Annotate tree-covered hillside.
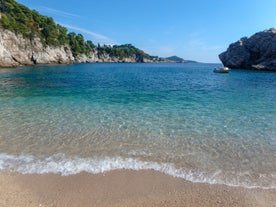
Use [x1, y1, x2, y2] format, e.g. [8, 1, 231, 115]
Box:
[0, 0, 69, 46]
[0, 0, 154, 61]
[165, 56, 184, 62]
[98, 44, 151, 61]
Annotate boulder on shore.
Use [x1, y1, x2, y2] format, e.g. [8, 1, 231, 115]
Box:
[219, 28, 276, 70]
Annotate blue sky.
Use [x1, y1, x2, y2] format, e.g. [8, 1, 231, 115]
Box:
[17, 0, 276, 63]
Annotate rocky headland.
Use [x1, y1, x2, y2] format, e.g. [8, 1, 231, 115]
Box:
[219, 28, 276, 70]
[0, 28, 74, 67]
[0, 28, 162, 68]
[0, 0, 169, 68]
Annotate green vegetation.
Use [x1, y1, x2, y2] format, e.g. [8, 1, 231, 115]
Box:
[67, 32, 95, 56]
[165, 56, 197, 63]
[0, 0, 96, 55]
[0, 0, 153, 60]
[165, 56, 185, 62]
[98, 44, 151, 62]
[0, 0, 67, 46]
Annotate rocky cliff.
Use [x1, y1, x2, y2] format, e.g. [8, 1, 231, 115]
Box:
[74, 51, 155, 63]
[0, 28, 75, 67]
[0, 28, 159, 68]
[0, 0, 171, 68]
[219, 28, 276, 70]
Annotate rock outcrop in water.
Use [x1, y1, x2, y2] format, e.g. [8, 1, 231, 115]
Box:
[219, 28, 276, 70]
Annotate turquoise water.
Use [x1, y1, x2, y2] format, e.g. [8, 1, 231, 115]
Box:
[0, 63, 275, 188]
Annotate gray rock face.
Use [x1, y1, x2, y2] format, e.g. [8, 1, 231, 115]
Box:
[0, 29, 74, 67]
[219, 28, 276, 70]
[74, 51, 152, 63]
[0, 28, 157, 68]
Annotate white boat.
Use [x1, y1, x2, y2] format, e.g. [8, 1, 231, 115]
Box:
[213, 66, 230, 73]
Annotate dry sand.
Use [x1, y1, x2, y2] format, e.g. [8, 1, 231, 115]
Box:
[0, 170, 275, 207]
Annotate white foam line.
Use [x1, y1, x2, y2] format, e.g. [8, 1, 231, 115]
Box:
[0, 153, 275, 189]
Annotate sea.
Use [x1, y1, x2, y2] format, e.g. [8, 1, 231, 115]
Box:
[0, 63, 275, 189]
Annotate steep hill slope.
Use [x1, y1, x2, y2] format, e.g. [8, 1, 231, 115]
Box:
[0, 0, 160, 67]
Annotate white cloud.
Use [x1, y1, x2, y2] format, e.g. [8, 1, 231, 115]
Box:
[36, 6, 81, 18]
[59, 23, 117, 45]
[32, 6, 116, 45]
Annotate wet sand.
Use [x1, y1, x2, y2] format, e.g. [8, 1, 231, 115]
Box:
[0, 170, 275, 207]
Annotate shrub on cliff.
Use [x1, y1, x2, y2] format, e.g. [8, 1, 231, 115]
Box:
[98, 44, 151, 61]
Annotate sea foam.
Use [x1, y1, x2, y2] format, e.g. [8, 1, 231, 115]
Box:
[0, 153, 275, 189]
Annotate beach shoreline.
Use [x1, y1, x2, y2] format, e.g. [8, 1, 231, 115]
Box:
[0, 170, 275, 207]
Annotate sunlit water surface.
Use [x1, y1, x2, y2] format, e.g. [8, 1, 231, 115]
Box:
[0, 63, 275, 188]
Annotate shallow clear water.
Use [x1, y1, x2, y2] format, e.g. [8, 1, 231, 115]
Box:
[0, 63, 275, 188]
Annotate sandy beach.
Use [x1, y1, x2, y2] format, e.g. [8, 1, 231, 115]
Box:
[0, 170, 275, 207]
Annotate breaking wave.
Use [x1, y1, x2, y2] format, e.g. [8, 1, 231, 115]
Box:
[0, 153, 275, 189]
